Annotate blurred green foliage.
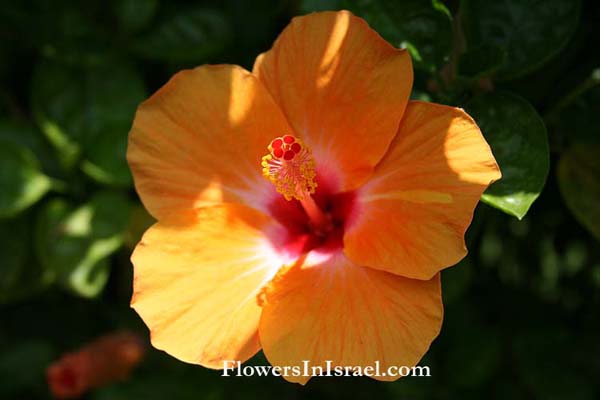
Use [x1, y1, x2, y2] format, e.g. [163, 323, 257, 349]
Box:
[0, 0, 599, 399]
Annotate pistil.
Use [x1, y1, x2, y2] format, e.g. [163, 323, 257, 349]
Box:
[262, 134, 331, 232]
[299, 193, 332, 234]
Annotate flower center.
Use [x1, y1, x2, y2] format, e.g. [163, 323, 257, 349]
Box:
[262, 135, 331, 233]
[266, 178, 356, 258]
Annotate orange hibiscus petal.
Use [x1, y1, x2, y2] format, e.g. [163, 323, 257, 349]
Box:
[253, 11, 413, 191]
[345, 101, 501, 280]
[127, 64, 293, 220]
[131, 204, 284, 368]
[259, 253, 442, 384]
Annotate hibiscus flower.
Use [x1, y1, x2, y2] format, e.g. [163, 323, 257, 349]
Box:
[127, 10, 500, 384]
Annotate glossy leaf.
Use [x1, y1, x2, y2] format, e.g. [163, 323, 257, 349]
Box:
[342, 0, 453, 72]
[132, 8, 232, 62]
[34, 192, 133, 298]
[457, 44, 507, 79]
[466, 92, 549, 219]
[31, 58, 145, 186]
[0, 140, 52, 218]
[461, 0, 581, 80]
[558, 145, 600, 242]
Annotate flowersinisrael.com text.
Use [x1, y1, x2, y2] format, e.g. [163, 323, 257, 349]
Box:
[222, 361, 431, 378]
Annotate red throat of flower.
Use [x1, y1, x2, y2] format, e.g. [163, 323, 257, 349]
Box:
[262, 135, 332, 234]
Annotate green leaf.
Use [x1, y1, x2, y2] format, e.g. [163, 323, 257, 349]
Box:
[342, 0, 453, 72]
[113, 0, 159, 32]
[457, 44, 507, 79]
[79, 124, 134, 186]
[31, 58, 145, 186]
[0, 140, 52, 218]
[558, 145, 600, 242]
[0, 215, 53, 304]
[34, 192, 133, 298]
[461, 0, 581, 80]
[0, 120, 61, 176]
[465, 92, 549, 219]
[132, 8, 232, 62]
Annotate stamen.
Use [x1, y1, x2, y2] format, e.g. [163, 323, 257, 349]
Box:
[262, 135, 331, 232]
[261, 135, 317, 201]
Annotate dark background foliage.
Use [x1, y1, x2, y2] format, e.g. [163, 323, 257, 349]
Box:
[1, 0, 599, 399]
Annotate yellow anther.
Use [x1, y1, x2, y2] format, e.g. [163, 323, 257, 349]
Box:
[261, 135, 317, 201]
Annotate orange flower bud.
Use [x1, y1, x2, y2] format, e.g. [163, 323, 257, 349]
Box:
[47, 331, 145, 399]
